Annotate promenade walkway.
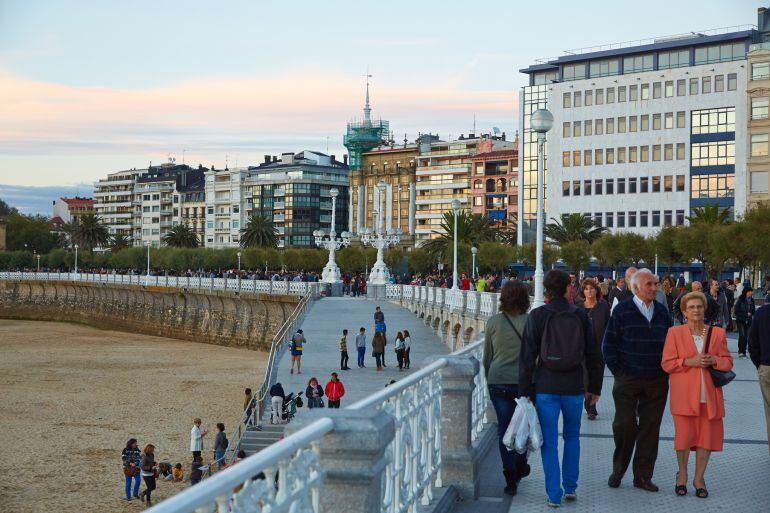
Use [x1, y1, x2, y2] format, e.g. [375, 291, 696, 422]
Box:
[452, 333, 770, 513]
[272, 296, 450, 408]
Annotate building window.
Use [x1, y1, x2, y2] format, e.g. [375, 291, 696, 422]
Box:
[694, 43, 745, 65]
[595, 148, 603, 165]
[653, 113, 661, 130]
[563, 93, 571, 108]
[606, 148, 614, 164]
[617, 211, 626, 228]
[629, 177, 637, 194]
[595, 179, 603, 195]
[562, 151, 571, 167]
[584, 120, 593, 136]
[676, 175, 686, 192]
[630, 85, 638, 101]
[584, 181, 592, 195]
[676, 143, 686, 160]
[677, 79, 686, 96]
[641, 146, 649, 162]
[676, 210, 685, 226]
[618, 117, 626, 133]
[618, 86, 627, 102]
[629, 146, 638, 163]
[563, 122, 571, 137]
[652, 176, 661, 193]
[562, 181, 570, 196]
[641, 83, 650, 100]
[606, 179, 614, 195]
[623, 54, 654, 73]
[607, 87, 615, 103]
[574, 91, 582, 107]
[752, 97, 769, 120]
[584, 149, 593, 166]
[691, 107, 736, 133]
[563, 63, 586, 81]
[589, 59, 620, 77]
[606, 117, 615, 133]
[617, 178, 626, 194]
[702, 76, 711, 94]
[691, 141, 736, 166]
[690, 77, 698, 95]
[714, 75, 724, 92]
[573, 151, 581, 166]
[659, 49, 689, 69]
[751, 134, 769, 157]
[630, 116, 638, 132]
[664, 112, 674, 129]
[617, 147, 626, 164]
[593, 213, 602, 226]
[606, 212, 614, 227]
[727, 73, 737, 91]
[596, 88, 604, 104]
[664, 175, 673, 192]
[596, 118, 604, 135]
[653, 144, 661, 161]
[641, 115, 649, 131]
[572, 121, 581, 137]
[573, 180, 581, 196]
[751, 171, 769, 193]
[585, 90, 593, 106]
[664, 210, 673, 227]
[629, 211, 637, 227]
[652, 211, 661, 227]
[753, 62, 770, 80]
[653, 82, 661, 99]
[640, 211, 649, 227]
[691, 174, 735, 199]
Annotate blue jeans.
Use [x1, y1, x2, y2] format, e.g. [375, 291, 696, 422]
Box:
[536, 393, 584, 504]
[488, 385, 529, 477]
[215, 449, 225, 470]
[124, 472, 141, 499]
[357, 346, 366, 366]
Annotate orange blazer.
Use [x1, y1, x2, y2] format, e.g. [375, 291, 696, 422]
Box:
[661, 325, 733, 419]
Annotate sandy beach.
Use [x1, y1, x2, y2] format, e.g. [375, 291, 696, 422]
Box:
[0, 319, 266, 513]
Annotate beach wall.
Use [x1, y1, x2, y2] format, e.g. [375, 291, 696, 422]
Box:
[0, 280, 298, 351]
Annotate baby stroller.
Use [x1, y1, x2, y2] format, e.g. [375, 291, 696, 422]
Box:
[282, 391, 303, 423]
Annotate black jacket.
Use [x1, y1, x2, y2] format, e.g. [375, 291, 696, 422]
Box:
[734, 296, 755, 323]
[269, 383, 285, 398]
[749, 304, 770, 368]
[607, 286, 630, 307]
[519, 297, 604, 398]
[672, 290, 719, 324]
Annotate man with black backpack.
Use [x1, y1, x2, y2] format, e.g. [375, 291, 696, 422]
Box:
[519, 270, 604, 508]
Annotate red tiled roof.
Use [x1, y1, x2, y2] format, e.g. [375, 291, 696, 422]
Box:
[472, 149, 518, 160]
[62, 197, 95, 206]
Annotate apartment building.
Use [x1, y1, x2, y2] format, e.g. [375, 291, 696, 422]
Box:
[748, 40, 770, 207]
[469, 141, 518, 230]
[52, 197, 95, 225]
[203, 167, 249, 248]
[519, 8, 770, 241]
[94, 169, 141, 239]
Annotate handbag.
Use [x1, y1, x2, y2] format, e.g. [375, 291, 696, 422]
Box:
[123, 465, 137, 477]
[703, 327, 736, 388]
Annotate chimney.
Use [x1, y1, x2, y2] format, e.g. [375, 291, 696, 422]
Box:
[343, 154, 349, 165]
[330, 154, 336, 163]
[272, 156, 278, 162]
[281, 152, 295, 164]
[502, 131, 507, 141]
[264, 154, 271, 164]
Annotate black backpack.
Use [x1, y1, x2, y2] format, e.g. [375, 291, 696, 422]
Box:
[540, 306, 585, 371]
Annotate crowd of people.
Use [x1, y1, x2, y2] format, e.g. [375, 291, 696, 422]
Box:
[484, 268, 770, 508]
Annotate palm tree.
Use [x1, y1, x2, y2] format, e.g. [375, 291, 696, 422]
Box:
[687, 204, 731, 225]
[545, 213, 607, 245]
[71, 213, 109, 252]
[109, 233, 132, 252]
[162, 224, 199, 248]
[420, 210, 496, 258]
[240, 214, 278, 248]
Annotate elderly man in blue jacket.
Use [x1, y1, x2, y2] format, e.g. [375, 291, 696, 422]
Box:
[602, 268, 671, 493]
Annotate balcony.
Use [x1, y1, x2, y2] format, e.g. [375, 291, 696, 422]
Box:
[319, 215, 332, 224]
[160, 220, 173, 228]
[215, 211, 231, 217]
[274, 214, 285, 222]
[274, 189, 285, 196]
[320, 201, 332, 210]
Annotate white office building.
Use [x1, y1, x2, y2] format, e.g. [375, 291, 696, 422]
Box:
[94, 169, 141, 239]
[203, 167, 249, 248]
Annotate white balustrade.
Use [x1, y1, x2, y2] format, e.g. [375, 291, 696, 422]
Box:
[454, 340, 489, 443]
[385, 284, 401, 299]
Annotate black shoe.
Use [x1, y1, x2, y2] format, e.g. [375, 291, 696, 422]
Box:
[608, 474, 622, 488]
[633, 477, 659, 492]
[502, 470, 518, 496]
[519, 463, 531, 480]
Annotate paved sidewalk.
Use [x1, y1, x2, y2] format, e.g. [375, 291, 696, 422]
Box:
[272, 296, 450, 409]
[453, 333, 770, 513]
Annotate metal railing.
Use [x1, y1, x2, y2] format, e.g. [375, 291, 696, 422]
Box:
[454, 340, 488, 443]
[0, 271, 321, 298]
[384, 284, 500, 319]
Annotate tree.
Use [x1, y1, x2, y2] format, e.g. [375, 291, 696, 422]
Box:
[477, 242, 512, 274]
[162, 225, 199, 248]
[545, 213, 607, 244]
[406, 248, 433, 275]
[617, 233, 655, 267]
[384, 248, 405, 273]
[654, 226, 685, 266]
[337, 247, 365, 274]
[420, 210, 496, 259]
[560, 240, 592, 273]
[109, 233, 132, 252]
[0, 197, 18, 216]
[591, 235, 624, 270]
[518, 242, 560, 268]
[70, 213, 109, 253]
[240, 215, 278, 248]
[673, 225, 714, 278]
[687, 204, 731, 226]
[5, 213, 60, 253]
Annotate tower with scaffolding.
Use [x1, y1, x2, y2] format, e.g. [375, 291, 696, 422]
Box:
[344, 74, 390, 171]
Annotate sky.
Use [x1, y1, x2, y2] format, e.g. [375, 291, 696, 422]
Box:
[0, 0, 759, 214]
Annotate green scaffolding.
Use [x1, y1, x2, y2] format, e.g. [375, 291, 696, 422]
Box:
[344, 118, 390, 171]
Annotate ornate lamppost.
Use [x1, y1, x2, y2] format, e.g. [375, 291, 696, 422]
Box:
[360, 181, 400, 285]
[531, 108, 554, 308]
[314, 188, 351, 283]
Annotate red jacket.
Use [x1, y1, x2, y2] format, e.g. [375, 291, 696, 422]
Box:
[325, 380, 345, 402]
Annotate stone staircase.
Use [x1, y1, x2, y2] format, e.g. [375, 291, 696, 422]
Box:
[239, 424, 285, 456]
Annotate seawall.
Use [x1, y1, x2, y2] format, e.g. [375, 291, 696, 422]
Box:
[0, 280, 298, 351]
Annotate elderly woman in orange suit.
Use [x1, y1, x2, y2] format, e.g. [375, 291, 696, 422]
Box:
[661, 291, 733, 499]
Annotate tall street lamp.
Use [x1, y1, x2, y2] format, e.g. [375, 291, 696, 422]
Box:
[531, 108, 554, 308]
[451, 199, 461, 290]
[237, 251, 242, 273]
[145, 241, 151, 286]
[361, 181, 400, 285]
[471, 246, 478, 280]
[314, 188, 351, 284]
[34, 250, 40, 272]
[74, 244, 79, 278]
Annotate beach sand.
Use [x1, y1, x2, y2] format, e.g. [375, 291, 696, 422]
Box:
[0, 319, 266, 512]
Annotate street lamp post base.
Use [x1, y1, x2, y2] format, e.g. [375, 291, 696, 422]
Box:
[368, 262, 390, 286]
[321, 263, 342, 284]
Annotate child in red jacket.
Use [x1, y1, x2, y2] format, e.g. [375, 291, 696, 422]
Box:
[324, 373, 346, 408]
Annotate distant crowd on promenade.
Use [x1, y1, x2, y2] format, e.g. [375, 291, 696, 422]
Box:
[483, 267, 770, 508]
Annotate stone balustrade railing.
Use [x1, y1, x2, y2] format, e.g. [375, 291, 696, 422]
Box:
[385, 284, 501, 319]
[145, 339, 493, 513]
[0, 271, 321, 297]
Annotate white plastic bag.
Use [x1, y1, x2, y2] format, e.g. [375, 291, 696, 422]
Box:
[514, 397, 532, 454]
[502, 400, 526, 450]
[525, 399, 543, 452]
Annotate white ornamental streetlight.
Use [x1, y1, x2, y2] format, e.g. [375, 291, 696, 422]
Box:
[361, 181, 400, 285]
[531, 108, 553, 308]
[471, 245, 478, 280]
[451, 198, 461, 290]
[74, 244, 79, 278]
[145, 241, 151, 286]
[237, 251, 242, 273]
[35, 250, 40, 273]
[315, 188, 351, 283]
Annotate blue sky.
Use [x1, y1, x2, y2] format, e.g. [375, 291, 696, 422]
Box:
[0, 0, 759, 213]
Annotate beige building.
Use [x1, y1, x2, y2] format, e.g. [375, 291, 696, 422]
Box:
[94, 169, 141, 239]
[748, 43, 770, 207]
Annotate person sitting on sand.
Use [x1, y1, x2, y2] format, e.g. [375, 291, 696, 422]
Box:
[190, 455, 206, 486]
[173, 463, 184, 482]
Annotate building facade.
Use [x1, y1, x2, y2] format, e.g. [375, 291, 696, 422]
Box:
[469, 145, 518, 230]
[176, 178, 206, 245]
[748, 41, 770, 207]
[415, 135, 513, 244]
[245, 151, 349, 248]
[204, 167, 249, 248]
[52, 197, 95, 225]
[94, 169, 141, 239]
[519, 11, 770, 240]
